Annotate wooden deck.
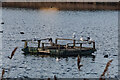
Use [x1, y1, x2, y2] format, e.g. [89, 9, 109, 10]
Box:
[22, 38, 96, 57]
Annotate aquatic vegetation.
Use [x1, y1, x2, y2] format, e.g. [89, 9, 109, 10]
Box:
[1, 69, 5, 80]
[8, 47, 18, 59]
[77, 55, 83, 70]
[99, 59, 113, 80]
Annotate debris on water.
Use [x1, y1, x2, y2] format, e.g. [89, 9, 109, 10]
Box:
[0, 31, 3, 33]
[26, 67, 31, 71]
[104, 55, 108, 58]
[1, 22, 4, 24]
[113, 55, 117, 56]
[23, 76, 29, 78]
[11, 66, 16, 68]
[86, 73, 90, 74]
[20, 32, 24, 34]
[19, 66, 24, 68]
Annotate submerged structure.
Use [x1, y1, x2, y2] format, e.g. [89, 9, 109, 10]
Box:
[22, 38, 96, 57]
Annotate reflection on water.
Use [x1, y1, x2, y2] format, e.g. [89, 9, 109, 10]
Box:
[2, 8, 118, 78]
[40, 7, 59, 11]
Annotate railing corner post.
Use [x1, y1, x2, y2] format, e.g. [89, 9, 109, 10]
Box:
[24, 41, 27, 48]
[93, 41, 95, 49]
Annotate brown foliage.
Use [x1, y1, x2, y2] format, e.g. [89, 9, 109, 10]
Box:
[8, 47, 18, 59]
[77, 55, 83, 70]
[99, 59, 113, 80]
[1, 69, 5, 80]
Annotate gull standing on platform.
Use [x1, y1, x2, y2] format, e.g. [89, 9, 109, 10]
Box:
[72, 32, 76, 39]
[80, 37, 83, 41]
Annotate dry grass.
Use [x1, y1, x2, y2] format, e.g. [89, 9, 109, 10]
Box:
[8, 47, 18, 59]
[99, 59, 113, 80]
[77, 55, 81, 66]
[1, 69, 5, 80]
[77, 55, 83, 70]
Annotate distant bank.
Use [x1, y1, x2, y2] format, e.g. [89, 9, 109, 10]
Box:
[2, 2, 120, 10]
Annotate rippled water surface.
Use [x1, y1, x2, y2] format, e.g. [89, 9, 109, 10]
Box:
[1, 8, 118, 78]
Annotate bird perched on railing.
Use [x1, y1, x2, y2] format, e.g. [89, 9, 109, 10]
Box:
[87, 36, 90, 41]
[87, 36, 92, 41]
[33, 36, 37, 41]
[80, 37, 83, 41]
[48, 38, 52, 42]
[72, 32, 76, 39]
[87, 36, 93, 44]
[80, 36, 92, 42]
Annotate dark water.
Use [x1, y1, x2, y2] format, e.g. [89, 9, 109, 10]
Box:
[0, 8, 118, 78]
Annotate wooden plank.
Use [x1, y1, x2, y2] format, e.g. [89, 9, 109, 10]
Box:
[38, 40, 41, 48]
[24, 41, 27, 48]
[56, 38, 73, 41]
[22, 38, 50, 42]
[38, 50, 50, 53]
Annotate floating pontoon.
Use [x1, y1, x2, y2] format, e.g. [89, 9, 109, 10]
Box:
[22, 38, 96, 57]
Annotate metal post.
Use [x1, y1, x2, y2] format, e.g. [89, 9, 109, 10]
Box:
[38, 40, 40, 48]
[58, 45, 60, 50]
[42, 43, 44, 50]
[55, 39, 57, 44]
[73, 40, 75, 47]
[24, 41, 27, 48]
[80, 43, 82, 49]
[93, 42, 95, 49]
[66, 44, 68, 49]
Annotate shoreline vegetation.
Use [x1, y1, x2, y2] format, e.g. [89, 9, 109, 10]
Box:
[2, 2, 120, 10]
